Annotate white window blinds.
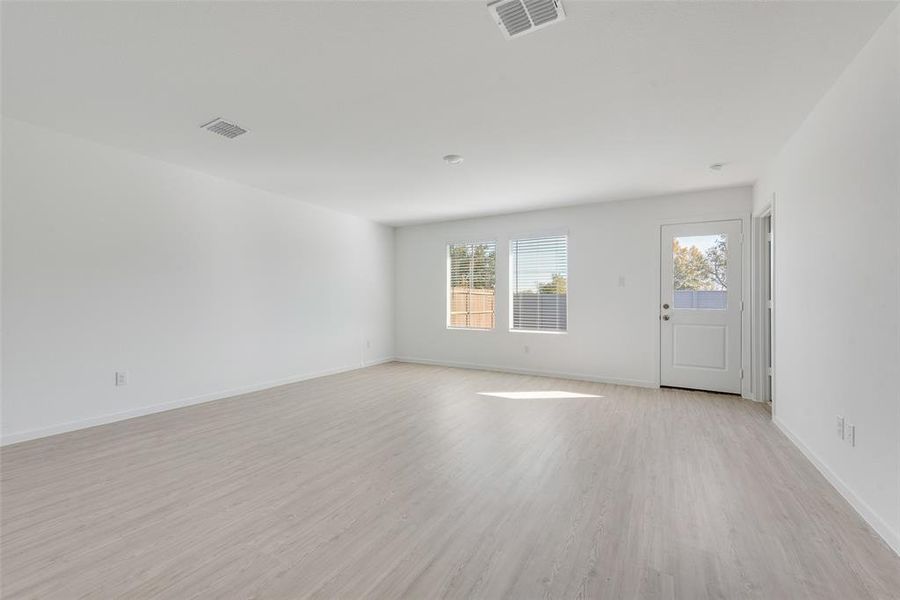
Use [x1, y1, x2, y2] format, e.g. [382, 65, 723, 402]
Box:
[448, 242, 497, 329]
[511, 235, 568, 331]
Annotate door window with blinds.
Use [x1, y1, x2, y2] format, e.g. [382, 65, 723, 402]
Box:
[510, 235, 568, 332]
[447, 241, 497, 330]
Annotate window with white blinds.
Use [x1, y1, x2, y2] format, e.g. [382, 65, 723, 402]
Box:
[447, 242, 497, 330]
[510, 235, 568, 332]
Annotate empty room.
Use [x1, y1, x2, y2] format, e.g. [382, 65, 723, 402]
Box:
[1, 1, 899, 598]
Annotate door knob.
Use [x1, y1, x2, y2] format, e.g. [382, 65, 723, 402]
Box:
[662, 315, 670, 321]
[662, 303, 670, 309]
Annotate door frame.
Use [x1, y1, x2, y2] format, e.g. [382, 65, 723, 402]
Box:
[751, 196, 776, 412]
[653, 212, 753, 398]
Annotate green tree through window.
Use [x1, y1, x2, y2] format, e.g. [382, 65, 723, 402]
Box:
[448, 244, 496, 289]
[673, 235, 727, 291]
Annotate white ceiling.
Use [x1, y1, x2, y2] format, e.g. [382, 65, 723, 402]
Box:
[2, 1, 895, 225]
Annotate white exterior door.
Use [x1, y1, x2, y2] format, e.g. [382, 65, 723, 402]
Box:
[660, 220, 742, 394]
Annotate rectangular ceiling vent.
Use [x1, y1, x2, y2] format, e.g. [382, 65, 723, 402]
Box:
[488, 0, 565, 39]
[200, 117, 247, 139]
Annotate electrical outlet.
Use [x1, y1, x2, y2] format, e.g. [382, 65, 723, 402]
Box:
[836, 416, 845, 440]
[846, 424, 855, 447]
[524, 345, 530, 354]
[115, 371, 128, 386]
[618, 275, 626, 287]
[366, 339, 371, 349]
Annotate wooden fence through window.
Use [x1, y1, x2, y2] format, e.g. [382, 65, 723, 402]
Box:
[449, 287, 495, 329]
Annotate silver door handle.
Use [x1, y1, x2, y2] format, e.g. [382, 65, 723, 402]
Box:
[662, 315, 670, 321]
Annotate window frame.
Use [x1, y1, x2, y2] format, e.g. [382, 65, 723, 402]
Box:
[446, 239, 498, 332]
[508, 233, 569, 334]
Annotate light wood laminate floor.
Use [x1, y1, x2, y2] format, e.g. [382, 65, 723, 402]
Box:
[2, 363, 899, 599]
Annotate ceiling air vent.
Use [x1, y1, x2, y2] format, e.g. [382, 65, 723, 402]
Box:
[488, 0, 565, 39]
[200, 117, 247, 139]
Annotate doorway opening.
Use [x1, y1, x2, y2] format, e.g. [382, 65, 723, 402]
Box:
[760, 213, 774, 405]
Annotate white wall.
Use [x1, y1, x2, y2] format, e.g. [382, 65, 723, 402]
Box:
[395, 186, 752, 390]
[754, 9, 900, 553]
[1, 118, 395, 444]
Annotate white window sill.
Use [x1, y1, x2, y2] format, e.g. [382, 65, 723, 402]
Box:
[508, 329, 568, 335]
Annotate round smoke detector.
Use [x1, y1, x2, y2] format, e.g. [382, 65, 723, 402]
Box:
[443, 154, 464, 165]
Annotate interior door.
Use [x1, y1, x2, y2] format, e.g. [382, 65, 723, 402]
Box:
[660, 220, 742, 394]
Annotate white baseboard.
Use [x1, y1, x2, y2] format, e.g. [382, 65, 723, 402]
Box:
[773, 416, 900, 557]
[0, 358, 394, 447]
[394, 356, 658, 389]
